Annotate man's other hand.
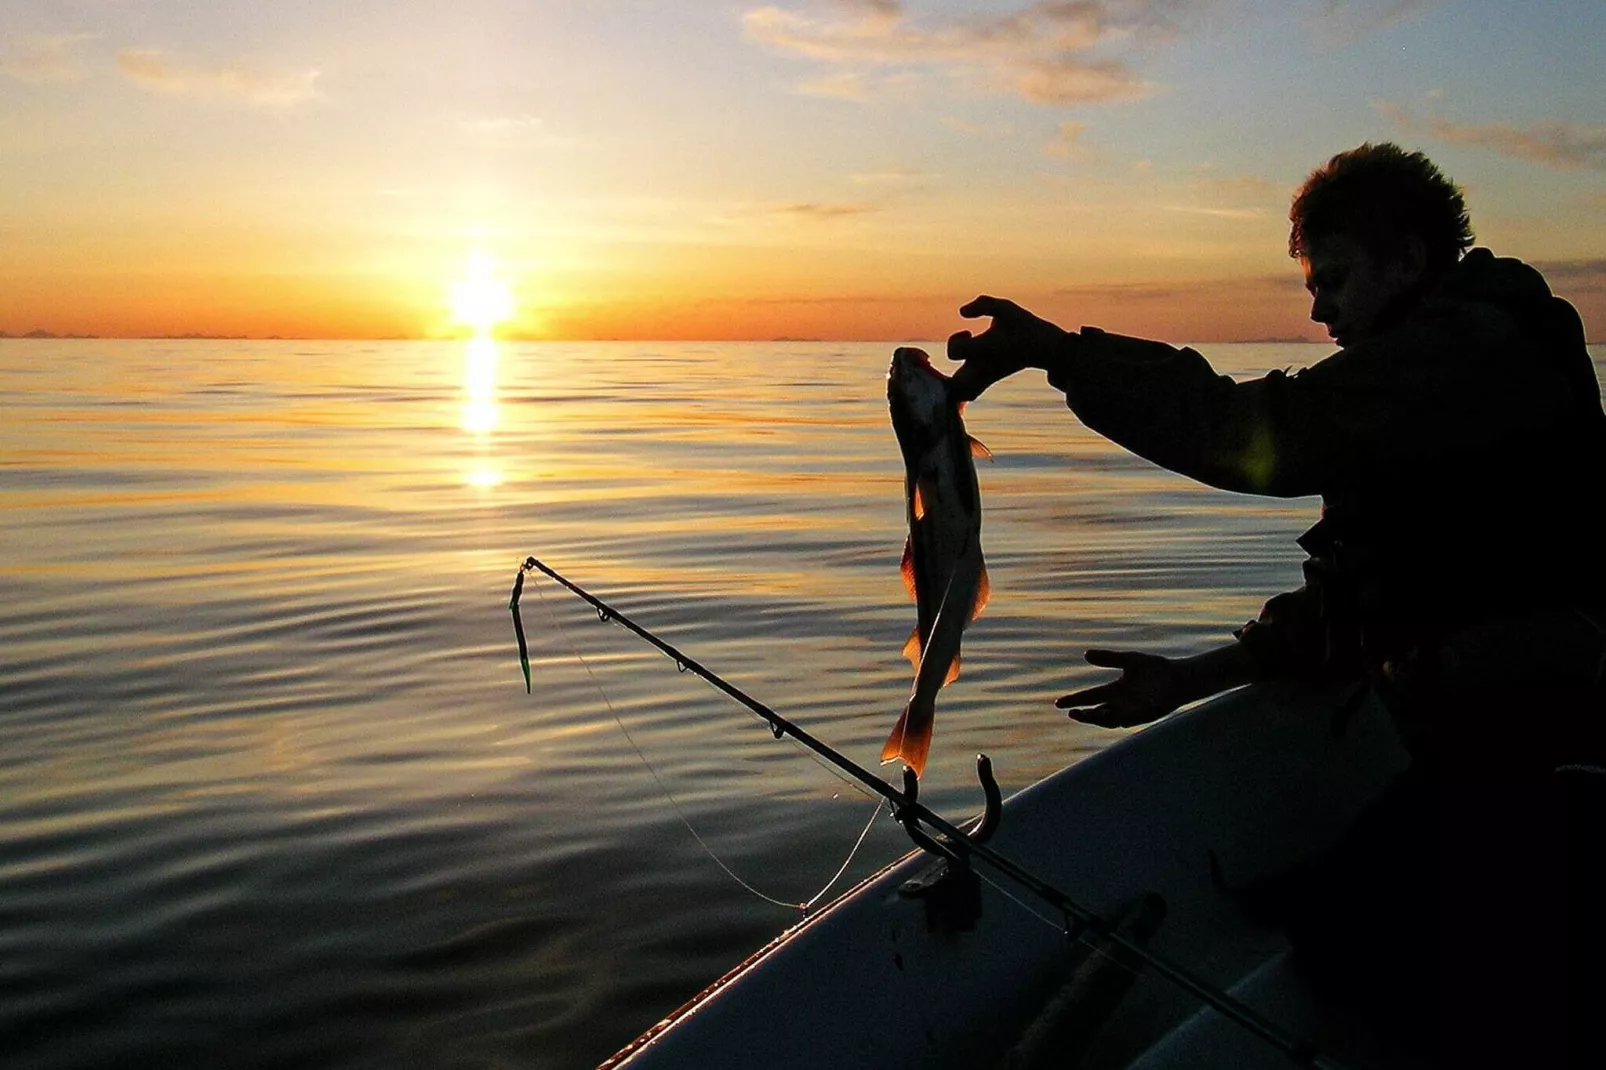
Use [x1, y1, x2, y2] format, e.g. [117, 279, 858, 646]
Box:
[1055, 649, 1184, 728]
[947, 295, 1069, 402]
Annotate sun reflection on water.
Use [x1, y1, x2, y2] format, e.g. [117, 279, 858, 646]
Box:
[461, 336, 503, 489]
[451, 254, 515, 489]
[463, 336, 499, 435]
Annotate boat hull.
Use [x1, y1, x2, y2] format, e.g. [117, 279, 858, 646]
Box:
[603, 681, 1413, 1069]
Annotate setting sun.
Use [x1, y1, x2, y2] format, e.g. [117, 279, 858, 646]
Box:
[450, 255, 515, 336]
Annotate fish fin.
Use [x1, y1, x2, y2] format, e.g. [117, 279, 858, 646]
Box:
[942, 652, 961, 687]
[970, 560, 991, 621]
[900, 537, 917, 601]
[902, 626, 922, 669]
[880, 701, 933, 777]
[969, 436, 994, 461]
[912, 482, 926, 521]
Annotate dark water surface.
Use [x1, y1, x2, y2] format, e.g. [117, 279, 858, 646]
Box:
[4, 339, 1601, 1068]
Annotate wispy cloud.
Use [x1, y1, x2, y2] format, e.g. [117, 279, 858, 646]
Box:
[797, 70, 871, 99]
[1, 34, 92, 83]
[1188, 173, 1279, 198]
[1377, 101, 1606, 172]
[708, 199, 884, 226]
[1314, 0, 1446, 39]
[772, 201, 879, 219]
[1533, 258, 1606, 290]
[459, 114, 577, 149]
[116, 49, 320, 108]
[1055, 273, 1308, 299]
[941, 115, 987, 135]
[850, 169, 930, 186]
[1045, 120, 1087, 158]
[1162, 203, 1269, 221]
[742, 1, 1174, 106]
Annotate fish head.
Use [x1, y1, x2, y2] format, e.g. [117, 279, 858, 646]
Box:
[887, 347, 954, 446]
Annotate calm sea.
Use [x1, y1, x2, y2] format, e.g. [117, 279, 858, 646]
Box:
[3, 338, 1602, 1068]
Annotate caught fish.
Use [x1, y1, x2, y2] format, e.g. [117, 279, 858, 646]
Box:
[882, 346, 991, 776]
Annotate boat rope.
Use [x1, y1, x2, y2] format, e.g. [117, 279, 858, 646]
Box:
[525, 563, 886, 915]
[515, 557, 1357, 1070]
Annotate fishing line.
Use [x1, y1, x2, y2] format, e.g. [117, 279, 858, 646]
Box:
[528, 571, 886, 915]
[972, 869, 1144, 981]
[519, 557, 1357, 1070]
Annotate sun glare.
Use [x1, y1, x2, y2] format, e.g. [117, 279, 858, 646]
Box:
[450, 254, 515, 335]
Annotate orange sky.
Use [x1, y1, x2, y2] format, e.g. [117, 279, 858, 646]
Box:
[3, 3, 1604, 341]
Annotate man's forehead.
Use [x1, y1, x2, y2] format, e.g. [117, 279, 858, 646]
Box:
[1303, 233, 1367, 266]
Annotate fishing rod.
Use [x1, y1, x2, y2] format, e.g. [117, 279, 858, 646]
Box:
[513, 556, 1355, 1070]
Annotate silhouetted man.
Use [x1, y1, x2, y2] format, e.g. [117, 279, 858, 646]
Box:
[949, 142, 1604, 1063]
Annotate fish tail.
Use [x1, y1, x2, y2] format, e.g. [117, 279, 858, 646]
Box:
[879, 699, 934, 777]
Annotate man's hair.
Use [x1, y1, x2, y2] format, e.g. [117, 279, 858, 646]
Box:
[1289, 142, 1473, 274]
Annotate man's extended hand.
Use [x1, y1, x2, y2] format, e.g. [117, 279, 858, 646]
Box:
[1055, 649, 1185, 728]
[947, 296, 1071, 402]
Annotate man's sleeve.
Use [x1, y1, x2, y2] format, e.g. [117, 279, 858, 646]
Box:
[1044, 316, 1571, 500]
[1044, 327, 1314, 497]
[1233, 584, 1333, 679]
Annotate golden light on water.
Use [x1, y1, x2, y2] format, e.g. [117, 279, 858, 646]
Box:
[453, 255, 511, 487]
[463, 335, 499, 435]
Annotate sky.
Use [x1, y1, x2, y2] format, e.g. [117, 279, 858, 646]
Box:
[2, 0, 1604, 341]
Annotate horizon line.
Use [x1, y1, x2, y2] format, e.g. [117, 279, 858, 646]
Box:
[0, 330, 1365, 346]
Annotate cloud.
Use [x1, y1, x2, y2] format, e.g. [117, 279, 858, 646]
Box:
[851, 169, 929, 186]
[708, 200, 883, 226]
[941, 115, 987, 135]
[1, 34, 92, 83]
[1533, 258, 1606, 291]
[1377, 101, 1606, 172]
[116, 48, 320, 108]
[1188, 173, 1279, 198]
[772, 201, 879, 219]
[459, 114, 577, 149]
[1162, 204, 1269, 220]
[1045, 120, 1086, 158]
[1054, 273, 1307, 302]
[1314, 0, 1445, 38]
[742, 1, 1169, 106]
[797, 70, 871, 99]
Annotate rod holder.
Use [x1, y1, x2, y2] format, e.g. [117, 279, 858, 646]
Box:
[896, 755, 1007, 932]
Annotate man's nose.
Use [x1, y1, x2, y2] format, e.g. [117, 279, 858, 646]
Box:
[1309, 291, 1335, 324]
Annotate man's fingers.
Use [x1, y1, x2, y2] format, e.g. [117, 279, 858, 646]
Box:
[959, 295, 1019, 320]
[1064, 705, 1123, 729]
[1055, 682, 1120, 709]
[1084, 648, 1142, 668]
[948, 360, 989, 403]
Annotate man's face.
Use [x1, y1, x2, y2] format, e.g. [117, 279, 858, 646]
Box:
[1301, 233, 1423, 349]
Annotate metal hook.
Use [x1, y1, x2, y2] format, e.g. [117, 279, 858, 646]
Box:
[896, 767, 963, 864]
[896, 757, 1005, 932]
[896, 753, 1004, 864]
[969, 754, 1002, 843]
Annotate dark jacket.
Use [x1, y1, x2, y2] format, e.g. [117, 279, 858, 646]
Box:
[1044, 249, 1605, 677]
